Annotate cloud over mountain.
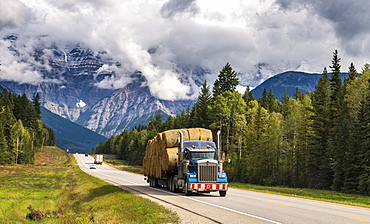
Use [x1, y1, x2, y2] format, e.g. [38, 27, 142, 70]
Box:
[1, 0, 369, 100]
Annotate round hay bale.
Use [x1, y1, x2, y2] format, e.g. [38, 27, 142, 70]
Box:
[198, 128, 213, 141]
[143, 128, 213, 178]
[163, 129, 180, 148]
[167, 147, 178, 171]
[187, 128, 201, 140]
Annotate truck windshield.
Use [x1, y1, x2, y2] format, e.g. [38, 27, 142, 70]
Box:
[190, 152, 216, 160]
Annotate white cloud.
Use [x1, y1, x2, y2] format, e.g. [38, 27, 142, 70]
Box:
[0, 0, 34, 30]
[1, 0, 369, 100]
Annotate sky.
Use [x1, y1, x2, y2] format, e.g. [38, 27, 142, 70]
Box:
[1, 0, 370, 100]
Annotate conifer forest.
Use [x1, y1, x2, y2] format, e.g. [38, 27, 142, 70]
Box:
[97, 50, 370, 195]
[0, 90, 55, 164]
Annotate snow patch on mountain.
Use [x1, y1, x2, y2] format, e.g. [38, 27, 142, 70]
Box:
[238, 59, 324, 89]
[76, 100, 86, 108]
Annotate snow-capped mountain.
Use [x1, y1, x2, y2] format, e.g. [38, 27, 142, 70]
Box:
[0, 35, 196, 137]
[0, 34, 323, 139]
[238, 59, 323, 89]
[75, 72, 195, 136]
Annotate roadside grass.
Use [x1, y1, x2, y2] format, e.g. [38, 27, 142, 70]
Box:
[102, 154, 370, 209]
[60, 163, 179, 224]
[229, 183, 370, 208]
[103, 154, 143, 174]
[0, 148, 179, 223]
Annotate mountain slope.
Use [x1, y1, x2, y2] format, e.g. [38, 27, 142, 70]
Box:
[41, 107, 107, 153]
[1, 35, 196, 137]
[251, 71, 349, 99]
[77, 79, 195, 136]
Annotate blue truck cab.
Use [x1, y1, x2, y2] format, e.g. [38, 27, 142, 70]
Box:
[184, 141, 228, 184]
[177, 135, 228, 197]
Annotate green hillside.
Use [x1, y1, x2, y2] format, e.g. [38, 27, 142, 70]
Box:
[41, 107, 107, 153]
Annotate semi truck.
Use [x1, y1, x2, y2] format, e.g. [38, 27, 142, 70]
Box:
[94, 154, 103, 164]
[143, 128, 228, 197]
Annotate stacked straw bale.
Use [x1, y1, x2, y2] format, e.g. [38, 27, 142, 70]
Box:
[143, 128, 213, 178]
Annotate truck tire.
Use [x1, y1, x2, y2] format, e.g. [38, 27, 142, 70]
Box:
[219, 191, 227, 197]
[171, 177, 180, 193]
[169, 177, 174, 192]
[174, 185, 181, 193]
[168, 178, 172, 192]
[153, 178, 159, 188]
[184, 182, 191, 196]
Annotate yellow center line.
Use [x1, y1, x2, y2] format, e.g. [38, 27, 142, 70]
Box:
[262, 200, 290, 207]
[349, 217, 370, 223]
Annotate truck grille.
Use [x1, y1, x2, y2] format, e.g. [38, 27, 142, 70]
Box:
[198, 164, 218, 182]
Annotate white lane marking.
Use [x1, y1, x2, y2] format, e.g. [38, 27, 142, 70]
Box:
[77, 155, 280, 224]
[105, 175, 281, 224]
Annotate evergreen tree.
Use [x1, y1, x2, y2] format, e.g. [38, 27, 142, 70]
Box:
[172, 109, 191, 129]
[341, 63, 362, 192]
[280, 96, 312, 187]
[162, 116, 175, 130]
[259, 88, 268, 110]
[362, 64, 370, 76]
[190, 80, 212, 128]
[212, 62, 239, 98]
[243, 103, 275, 185]
[267, 88, 280, 113]
[294, 87, 304, 100]
[209, 91, 246, 155]
[13, 93, 38, 131]
[309, 67, 332, 189]
[147, 111, 163, 132]
[328, 49, 346, 191]
[242, 86, 254, 106]
[357, 83, 370, 194]
[0, 107, 8, 164]
[32, 93, 42, 119]
[348, 63, 358, 81]
[329, 50, 343, 105]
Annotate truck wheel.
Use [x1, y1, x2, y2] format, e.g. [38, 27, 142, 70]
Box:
[174, 185, 181, 193]
[219, 191, 227, 197]
[169, 177, 174, 192]
[153, 178, 159, 188]
[184, 182, 191, 196]
[173, 179, 181, 193]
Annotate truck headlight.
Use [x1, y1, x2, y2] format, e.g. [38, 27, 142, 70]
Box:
[189, 174, 197, 178]
[218, 174, 226, 178]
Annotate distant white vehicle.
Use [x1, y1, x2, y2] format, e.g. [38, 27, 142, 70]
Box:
[89, 164, 97, 169]
[94, 154, 103, 164]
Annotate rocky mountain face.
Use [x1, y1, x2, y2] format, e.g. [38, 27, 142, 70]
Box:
[1, 35, 326, 140]
[1, 35, 195, 137]
[76, 75, 195, 136]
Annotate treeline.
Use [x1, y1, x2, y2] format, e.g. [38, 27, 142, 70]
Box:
[96, 50, 370, 195]
[0, 90, 55, 164]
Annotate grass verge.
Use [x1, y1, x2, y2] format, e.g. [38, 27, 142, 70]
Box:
[230, 183, 370, 208]
[0, 148, 179, 223]
[103, 154, 143, 174]
[102, 154, 370, 209]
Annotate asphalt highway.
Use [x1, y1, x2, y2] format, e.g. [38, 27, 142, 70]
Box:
[74, 154, 370, 224]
